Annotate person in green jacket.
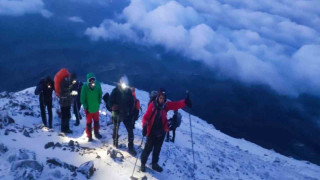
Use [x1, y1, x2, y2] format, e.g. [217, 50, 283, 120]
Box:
[81, 73, 103, 142]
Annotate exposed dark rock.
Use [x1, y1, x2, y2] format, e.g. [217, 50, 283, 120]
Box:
[0, 143, 8, 154]
[68, 140, 75, 147]
[7, 149, 36, 163]
[47, 158, 77, 172]
[55, 142, 62, 148]
[20, 104, 28, 110]
[11, 160, 43, 179]
[23, 129, 31, 137]
[45, 142, 55, 149]
[107, 148, 124, 162]
[77, 161, 95, 179]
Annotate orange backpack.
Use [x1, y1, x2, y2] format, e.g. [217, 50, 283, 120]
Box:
[54, 68, 70, 97]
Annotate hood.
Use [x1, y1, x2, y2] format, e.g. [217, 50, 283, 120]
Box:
[86, 73, 95, 82]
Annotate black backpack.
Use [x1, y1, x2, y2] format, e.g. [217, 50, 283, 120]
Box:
[103, 92, 112, 112]
[169, 112, 182, 130]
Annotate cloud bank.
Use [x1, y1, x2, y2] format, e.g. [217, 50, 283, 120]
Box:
[86, 0, 320, 96]
[0, 0, 51, 17]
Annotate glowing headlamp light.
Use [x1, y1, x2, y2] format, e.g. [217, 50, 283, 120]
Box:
[72, 80, 76, 84]
[71, 91, 78, 96]
[121, 82, 127, 89]
[47, 85, 51, 89]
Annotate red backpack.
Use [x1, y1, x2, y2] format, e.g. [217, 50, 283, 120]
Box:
[54, 68, 70, 97]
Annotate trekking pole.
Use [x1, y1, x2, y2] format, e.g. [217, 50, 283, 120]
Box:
[115, 113, 119, 148]
[186, 90, 196, 180]
[130, 136, 145, 180]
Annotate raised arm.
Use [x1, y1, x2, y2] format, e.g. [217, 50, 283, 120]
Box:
[166, 100, 186, 111]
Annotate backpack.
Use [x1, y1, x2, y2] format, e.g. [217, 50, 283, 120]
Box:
[54, 68, 70, 98]
[149, 91, 158, 105]
[169, 112, 182, 130]
[103, 92, 112, 112]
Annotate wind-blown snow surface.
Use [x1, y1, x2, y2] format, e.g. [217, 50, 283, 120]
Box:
[0, 84, 319, 179]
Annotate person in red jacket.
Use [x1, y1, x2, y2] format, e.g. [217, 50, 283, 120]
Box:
[140, 88, 192, 172]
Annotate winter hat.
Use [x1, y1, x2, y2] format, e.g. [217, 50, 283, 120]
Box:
[70, 73, 77, 81]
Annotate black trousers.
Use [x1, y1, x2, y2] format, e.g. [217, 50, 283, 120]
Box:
[166, 128, 176, 141]
[112, 112, 134, 148]
[141, 133, 165, 165]
[73, 101, 81, 123]
[61, 106, 71, 132]
[40, 103, 52, 126]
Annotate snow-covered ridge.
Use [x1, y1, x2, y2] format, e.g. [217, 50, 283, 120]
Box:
[0, 84, 319, 180]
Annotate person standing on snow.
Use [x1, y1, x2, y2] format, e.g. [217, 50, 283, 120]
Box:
[165, 110, 182, 143]
[58, 70, 73, 134]
[108, 76, 136, 156]
[140, 88, 192, 172]
[81, 73, 103, 142]
[34, 76, 54, 128]
[70, 73, 83, 126]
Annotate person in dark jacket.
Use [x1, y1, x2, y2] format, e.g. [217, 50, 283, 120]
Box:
[70, 73, 83, 126]
[165, 110, 182, 143]
[140, 88, 192, 172]
[59, 74, 73, 134]
[108, 77, 136, 156]
[34, 76, 54, 128]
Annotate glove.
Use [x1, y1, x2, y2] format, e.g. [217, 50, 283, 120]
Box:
[84, 109, 89, 115]
[142, 124, 147, 136]
[185, 94, 192, 108]
[112, 105, 118, 111]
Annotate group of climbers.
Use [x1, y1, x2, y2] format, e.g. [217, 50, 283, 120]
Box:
[34, 68, 192, 173]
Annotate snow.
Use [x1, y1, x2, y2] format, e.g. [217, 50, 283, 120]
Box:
[0, 84, 319, 180]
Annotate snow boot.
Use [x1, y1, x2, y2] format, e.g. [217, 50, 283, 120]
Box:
[94, 132, 102, 139]
[88, 136, 93, 142]
[140, 164, 146, 172]
[128, 147, 137, 156]
[65, 129, 73, 134]
[152, 163, 163, 172]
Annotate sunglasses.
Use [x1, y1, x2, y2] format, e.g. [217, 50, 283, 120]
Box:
[89, 78, 96, 83]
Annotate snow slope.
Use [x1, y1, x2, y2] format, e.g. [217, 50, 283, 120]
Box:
[0, 84, 319, 180]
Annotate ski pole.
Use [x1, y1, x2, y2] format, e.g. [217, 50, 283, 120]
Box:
[130, 136, 145, 179]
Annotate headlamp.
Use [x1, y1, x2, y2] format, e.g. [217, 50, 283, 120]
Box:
[121, 82, 127, 89]
[71, 91, 78, 96]
[72, 80, 76, 84]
